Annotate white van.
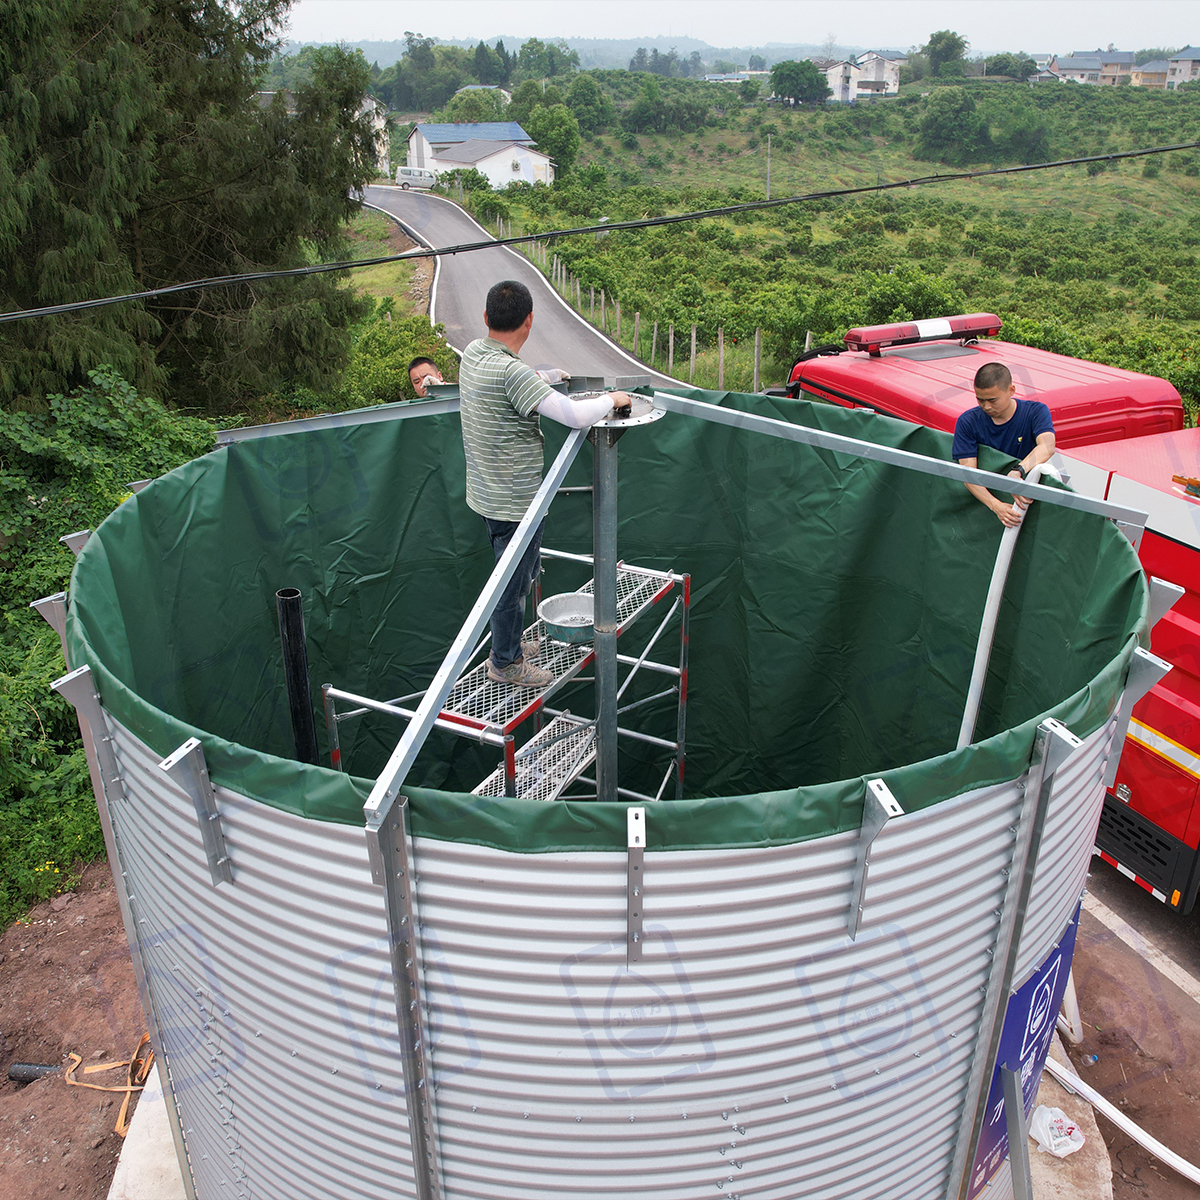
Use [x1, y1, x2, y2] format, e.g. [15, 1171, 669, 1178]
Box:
[395, 166, 436, 191]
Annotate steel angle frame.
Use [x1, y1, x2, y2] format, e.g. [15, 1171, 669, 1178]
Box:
[50, 666, 199, 1200]
[1102, 645, 1173, 789]
[945, 717, 1084, 1200]
[363, 425, 591, 850]
[214, 395, 461, 446]
[158, 738, 233, 887]
[649, 392, 1148, 526]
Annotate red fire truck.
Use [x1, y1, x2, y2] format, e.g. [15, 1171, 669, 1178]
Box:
[785, 314, 1200, 914]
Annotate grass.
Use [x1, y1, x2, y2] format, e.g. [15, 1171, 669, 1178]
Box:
[342, 209, 420, 305]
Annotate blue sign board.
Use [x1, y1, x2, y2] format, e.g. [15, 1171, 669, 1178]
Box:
[968, 904, 1080, 1199]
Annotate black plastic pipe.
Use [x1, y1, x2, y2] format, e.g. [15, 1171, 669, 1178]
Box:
[276, 588, 320, 765]
[9, 1062, 61, 1083]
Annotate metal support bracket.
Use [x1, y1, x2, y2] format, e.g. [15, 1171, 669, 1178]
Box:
[1103, 646, 1173, 789]
[627, 807, 646, 965]
[52, 665, 126, 799]
[159, 738, 232, 887]
[365, 796, 443, 1200]
[30, 592, 69, 663]
[1148, 576, 1185, 630]
[59, 529, 91, 557]
[126, 479, 153, 493]
[945, 717, 1082, 1200]
[1001, 1063, 1034, 1200]
[849, 779, 904, 940]
[1114, 519, 1145, 551]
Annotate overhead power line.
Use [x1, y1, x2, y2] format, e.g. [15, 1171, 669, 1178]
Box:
[2, 138, 1198, 326]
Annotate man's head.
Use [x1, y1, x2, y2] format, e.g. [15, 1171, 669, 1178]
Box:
[485, 280, 534, 334]
[973, 361, 1017, 423]
[408, 357, 442, 397]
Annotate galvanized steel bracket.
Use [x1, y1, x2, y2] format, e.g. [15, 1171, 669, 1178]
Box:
[52, 665, 126, 799]
[627, 807, 646, 965]
[30, 592, 69, 662]
[1103, 646, 1172, 789]
[159, 738, 233, 887]
[59, 529, 91, 557]
[371, 795, 443, 1200]
[1147, 576, 1185, 629]
[849, 779, 903, 940]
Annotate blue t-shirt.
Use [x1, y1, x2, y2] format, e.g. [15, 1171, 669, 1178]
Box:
[952, 398, 1054, 462]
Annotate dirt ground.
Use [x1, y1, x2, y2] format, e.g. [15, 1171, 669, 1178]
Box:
[1067, 906, 1200, 1200]
[0, 863, 146, 1200]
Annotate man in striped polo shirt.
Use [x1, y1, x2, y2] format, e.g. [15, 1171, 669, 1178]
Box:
[461, 279, 631, 687]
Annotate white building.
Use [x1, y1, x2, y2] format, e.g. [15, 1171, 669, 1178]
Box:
[407, 122, 535, 170]
[854, 51, 902, 97]
[428, 138, 555, 187]
[1166, 47, 1200, 89]
[359, 95, 391, 176]
[811, 58, 861, 104]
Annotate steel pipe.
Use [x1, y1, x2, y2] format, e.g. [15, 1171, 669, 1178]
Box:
[276, 589, 319, 765]
[593, 428, 620, 804]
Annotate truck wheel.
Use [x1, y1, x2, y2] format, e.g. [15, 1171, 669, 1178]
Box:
[401, 182, 410, 190]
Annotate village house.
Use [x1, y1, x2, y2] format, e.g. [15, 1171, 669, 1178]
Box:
[1049, 49, 1135, 85]
[854, 51, 902, 98]
[1166, 47, 1200, 89]
[810, 58, 861, 104]
[1131, 60, 1172, 89]
[406, 122, 553, 187]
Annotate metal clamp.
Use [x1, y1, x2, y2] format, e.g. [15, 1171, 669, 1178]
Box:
[159, 738, 232, 887]
[1103, 646, 1172, 789]
[627, 807, 646, 965]
[366, 796, 443, 1200]
[849, 780, 903, 940]
[58, 529, 91, 557]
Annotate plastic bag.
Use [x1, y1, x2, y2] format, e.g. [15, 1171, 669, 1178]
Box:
[1029, 1105, 1086, 1158]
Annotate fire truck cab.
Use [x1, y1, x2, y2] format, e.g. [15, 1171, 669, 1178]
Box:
[784, 315, 1199, 913]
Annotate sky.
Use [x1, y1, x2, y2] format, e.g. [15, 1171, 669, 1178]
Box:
[284, 0, 1196, 55]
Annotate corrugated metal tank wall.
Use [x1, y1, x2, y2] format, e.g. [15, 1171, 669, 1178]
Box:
[97, 708, 1110, 1200]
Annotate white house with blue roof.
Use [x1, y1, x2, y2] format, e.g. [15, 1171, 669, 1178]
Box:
[406, 121, 553, 187]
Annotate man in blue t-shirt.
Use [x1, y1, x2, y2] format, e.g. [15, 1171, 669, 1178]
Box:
[952, 362, 1056, 527]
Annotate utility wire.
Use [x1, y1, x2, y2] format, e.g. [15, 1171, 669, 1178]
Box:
[2, 138, 1198, 326]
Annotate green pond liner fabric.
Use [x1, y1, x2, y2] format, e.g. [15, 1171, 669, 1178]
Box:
[65, 388, 1147, 852]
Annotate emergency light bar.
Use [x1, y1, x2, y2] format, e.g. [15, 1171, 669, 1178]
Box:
[843, 313, 1003, 355]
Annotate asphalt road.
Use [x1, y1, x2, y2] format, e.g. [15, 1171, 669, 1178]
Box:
[363, 185, 678, 385]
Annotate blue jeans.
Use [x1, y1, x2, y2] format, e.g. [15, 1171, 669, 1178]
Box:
[483, 517, 544, 669]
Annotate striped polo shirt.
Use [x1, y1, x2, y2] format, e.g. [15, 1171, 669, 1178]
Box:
[459, 337, 556, 521]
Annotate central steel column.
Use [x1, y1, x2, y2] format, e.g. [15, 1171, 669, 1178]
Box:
[593, 426, 620, 803]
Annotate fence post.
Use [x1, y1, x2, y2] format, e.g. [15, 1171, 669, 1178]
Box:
[754, 327, 762, 392]
[668, 323, 674, 376]
[633, 312, 641, 358]
[651, 321, 659, 367]
[689, 325, 697, 383]
[590, 286, 595, 318]
[575, 278, 581, 307]
[616, 301, 621, 343]
[718, 327, 725, 390]
[601, 290, 606, 331]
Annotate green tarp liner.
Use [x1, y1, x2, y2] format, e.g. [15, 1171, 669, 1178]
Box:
[65, 389, 1147, 853]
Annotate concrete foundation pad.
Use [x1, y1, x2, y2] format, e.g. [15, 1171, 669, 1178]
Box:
[107, 1065, 188, 1200]
[1031, 1032, 1114, 1200]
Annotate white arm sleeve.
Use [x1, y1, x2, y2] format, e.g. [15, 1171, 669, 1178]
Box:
[537, 390, 614, 428]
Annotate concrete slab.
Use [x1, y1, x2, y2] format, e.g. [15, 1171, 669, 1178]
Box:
[1031, 1032, 1114, 1200]
[107, 1065, 188, 1200]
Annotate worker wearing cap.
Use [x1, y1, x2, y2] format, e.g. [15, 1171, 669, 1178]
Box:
[953, 362, 1056, 528]
[460, 279, 631, 688]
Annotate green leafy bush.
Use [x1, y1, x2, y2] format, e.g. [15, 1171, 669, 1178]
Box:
[0, 369, 217, 925]
[337, 303, 459, 405]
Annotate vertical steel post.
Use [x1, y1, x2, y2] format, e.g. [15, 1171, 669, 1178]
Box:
[675, 574, 691, 799]
[367, 797, 443, 1200]
[1001, 1064, 1034, 1200]
[51, 666, 199, 1200]
[503, 735, 517, 798]
[944, 717, 1083, 1200]
[321, 684, 343, 771]
[593, 428, 620, 804]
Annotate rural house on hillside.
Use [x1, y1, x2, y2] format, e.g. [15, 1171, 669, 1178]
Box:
[406, 122, 554, 187]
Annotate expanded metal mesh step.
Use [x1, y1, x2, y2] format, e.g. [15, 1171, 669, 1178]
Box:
[440, 563, 671, 732]
[475, 716, 597, 802]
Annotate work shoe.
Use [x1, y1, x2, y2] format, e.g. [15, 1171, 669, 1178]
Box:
[487, 655, 553, 688]
[521, 635, 540, 660]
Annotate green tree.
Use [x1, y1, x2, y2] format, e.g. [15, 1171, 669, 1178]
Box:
[436, 88, 507, 123]
[739, 78, 761, 103]
[986, 52, 1037, 79]
[770, 60, 832, 105]
[567, 74, 615, 133]
[749, 55, 767, 71]
[516, 38, 579, 81]
[914, 88, 990, 164]
[924, 30, 969, 77]
[0, 0, 378, 414]
[473, 41, 500, 84]
[526, 104, 582, 173]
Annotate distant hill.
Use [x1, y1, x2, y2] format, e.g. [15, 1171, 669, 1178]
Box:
[280, 35, 905, 70]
